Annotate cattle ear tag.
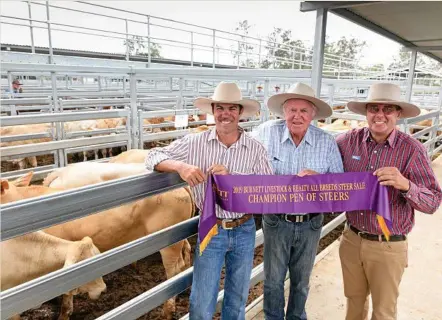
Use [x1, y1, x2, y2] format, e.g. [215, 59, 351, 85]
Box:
[206, 114, 215, 125]
[174, 114, 188, 128]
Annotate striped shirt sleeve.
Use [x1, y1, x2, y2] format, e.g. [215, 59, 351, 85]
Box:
[145, 135, 190, 171]
[253, 145, 274, 175]
[328, 137, 344, 173]
[402, 146, 442, 214]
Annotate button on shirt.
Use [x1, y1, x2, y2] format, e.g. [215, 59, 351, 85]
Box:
[145, 127, 273, 219]
[253, 120, 344, 214]
[336, 128, 442, 235]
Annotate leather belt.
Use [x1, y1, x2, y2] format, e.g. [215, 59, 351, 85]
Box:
[277, 213, 320, 223]
[349, 225, 406, 242]
[216, 214, 253, 230]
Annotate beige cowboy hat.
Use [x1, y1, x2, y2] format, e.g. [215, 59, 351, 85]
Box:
[348, 83, 420, 118]
[267, 82, 332, 120]
[194, 82, 260, 118]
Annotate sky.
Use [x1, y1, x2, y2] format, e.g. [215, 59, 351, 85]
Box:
[0, 0, 405, 68]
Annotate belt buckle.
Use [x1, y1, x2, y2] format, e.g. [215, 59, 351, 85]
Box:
[285, 215, 304, 223]
[221, 219, 234, 230]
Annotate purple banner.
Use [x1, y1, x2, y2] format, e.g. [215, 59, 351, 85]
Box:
[199, 172, 392, 254]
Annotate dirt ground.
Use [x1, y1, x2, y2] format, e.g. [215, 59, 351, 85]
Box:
[20, 215, 344, 320]
[3, 140, 343, 320]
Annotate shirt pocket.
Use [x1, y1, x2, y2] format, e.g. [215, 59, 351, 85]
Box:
[303, 159, 328, 174]
[269, 154, 287, 174]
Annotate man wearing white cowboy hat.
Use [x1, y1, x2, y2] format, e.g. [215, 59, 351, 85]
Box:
[336, 82, 442, 320]
[253, 82, 343, 320]
[145, 81, 273, 319]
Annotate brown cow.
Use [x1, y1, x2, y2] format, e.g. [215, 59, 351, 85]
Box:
[41, 162, 194, 319]
[0, 174, 106, 320]
[0, 123, 52, 169]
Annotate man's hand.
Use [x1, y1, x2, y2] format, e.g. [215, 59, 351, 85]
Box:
[208, 164, 229, 175]
[178, 163, 206, 187]
[373, 167, 410, 191]
[297, 169, 320, 177]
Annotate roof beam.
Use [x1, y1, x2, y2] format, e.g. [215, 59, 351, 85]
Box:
[300, 1, 378, 12]
[405, 46, 442, 52]
[331, 8, 442, 64]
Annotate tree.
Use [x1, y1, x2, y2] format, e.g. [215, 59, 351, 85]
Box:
[387, 47, 442, 85]
[124, 35, 162, 58]
[321, 36, 367, 78]
[260, 27, 309, 69]
[324, 36, 366, 68]
[232, 20, 256, 68]
[389, 47, 441, 71]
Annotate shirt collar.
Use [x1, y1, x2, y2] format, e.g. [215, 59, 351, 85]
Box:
[208, 127, 249, 149]
[281, 124, 315, 146]
[363, 127, 397, 148]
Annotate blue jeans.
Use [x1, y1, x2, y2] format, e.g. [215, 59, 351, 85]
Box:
[189, 218, 256, 320]
[263, 214, 323, 320]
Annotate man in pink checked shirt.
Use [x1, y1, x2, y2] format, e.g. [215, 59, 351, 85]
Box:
[336, 83, 442, 320]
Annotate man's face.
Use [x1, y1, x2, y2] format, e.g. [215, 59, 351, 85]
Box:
[12, 82, 20, 90]
[283, 99, 316, 137]
[213, 103, 243, 132]
[366, 103, 401, 137]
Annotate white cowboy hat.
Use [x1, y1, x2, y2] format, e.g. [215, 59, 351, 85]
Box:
[347, 83, 420, 118]
[194, 82, 260, 118]
[267, 83, 332, 120]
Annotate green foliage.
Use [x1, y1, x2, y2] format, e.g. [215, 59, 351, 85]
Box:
[232, 20, 256, 68]
[124, 35, 162, 58]
[260, 27, 309, 69]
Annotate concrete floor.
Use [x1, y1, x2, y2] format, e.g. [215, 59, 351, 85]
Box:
[247, 157, 442, 320]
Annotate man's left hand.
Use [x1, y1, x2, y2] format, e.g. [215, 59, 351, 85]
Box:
[297, 169, 320, 177]
[208, 164, 229, 175]
[373, 167, 410, 191]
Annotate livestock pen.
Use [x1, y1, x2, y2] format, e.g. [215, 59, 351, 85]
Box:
[1, 1, 442, 319]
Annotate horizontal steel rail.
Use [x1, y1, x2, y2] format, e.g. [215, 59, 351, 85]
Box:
[0, 216, 198, 319]
[60, 98, 131, 106]
[1, 63, 312, 79]
[96, 229, 262, 320]
[0, 171, 187, 240]
[1, 105, 51, 112]
[124, 213, 347, 320]
[1, 134, 129, 158]
[65, 127, 126, 138]
[0, 98, 51, 105]
[0, 164, 56, 180]
[411, 124, 442, 139]
[0, 132, 52, 143]
[143, 129, 190, 142]
[64, 141, 127, 154]
[0, 110, 129, 126]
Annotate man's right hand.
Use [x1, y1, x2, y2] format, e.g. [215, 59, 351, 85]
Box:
[178, 163, 206, 187]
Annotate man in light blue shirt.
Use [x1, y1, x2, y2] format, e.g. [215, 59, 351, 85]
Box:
[253, 83, 343, 320]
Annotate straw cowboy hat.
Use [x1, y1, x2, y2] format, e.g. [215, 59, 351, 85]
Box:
[348, 83, 420, 118]
[194, 82, 260, 118]
[267, 82, 332, 120]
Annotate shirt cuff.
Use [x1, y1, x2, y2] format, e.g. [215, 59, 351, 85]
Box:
[402, 180, 418, 201]
[145, 152, 170, 171]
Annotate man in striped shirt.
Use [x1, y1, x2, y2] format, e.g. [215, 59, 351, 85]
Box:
[336, 83, 442, 320]
[253, 83, 344, 320]
[145, 82, 273, 320]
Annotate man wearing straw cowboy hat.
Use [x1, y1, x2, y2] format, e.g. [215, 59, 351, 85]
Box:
[145, 81, 273, 319]
[253, 83, 343, 320]
[336, 83, 442, 320]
